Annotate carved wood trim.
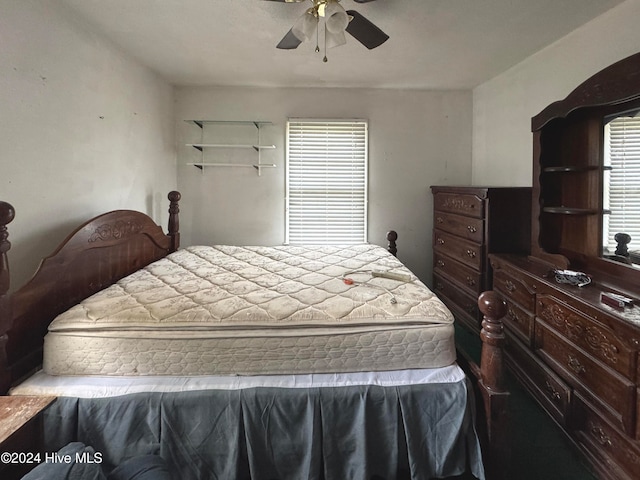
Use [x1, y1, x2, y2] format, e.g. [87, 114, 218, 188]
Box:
[442, 196, 475, 211]
[88, 220, 144, 243]
[538, 299, 621, 365]
[532, 52, 640, 131]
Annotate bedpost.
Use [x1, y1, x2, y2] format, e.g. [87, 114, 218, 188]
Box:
[0, 201, 16, 394]
[168, 191, 181, 252]
[386, 230, 397, 256]
[0, 202, 14, 298]
[477, 290, 510, 480]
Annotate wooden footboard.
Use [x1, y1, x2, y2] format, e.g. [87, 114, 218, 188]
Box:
[0, 192, 181, 394]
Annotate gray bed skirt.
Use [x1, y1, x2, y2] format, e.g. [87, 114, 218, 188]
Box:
[41, 379, 485, 480]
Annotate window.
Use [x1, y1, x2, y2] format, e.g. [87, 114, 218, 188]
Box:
[603, 112, 640, 257]
[286, 119, 368, 244]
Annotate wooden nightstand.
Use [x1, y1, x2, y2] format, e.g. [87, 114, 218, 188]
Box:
[0, 396, 56, 479]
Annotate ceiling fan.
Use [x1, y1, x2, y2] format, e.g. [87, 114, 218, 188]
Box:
[267, 0, 389, 60]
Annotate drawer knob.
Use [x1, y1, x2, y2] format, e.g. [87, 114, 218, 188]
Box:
[437, 238, 445, 245]
[437, 260, 445, 267]
[466, 276, 476, 287]
[505, 280, 516, 293]
[466, 249, 476, 258]
[507, 308, 520, 323]
[544, 381, 561, 401]
[590, 426, 612, 447]
[467, 225, 477, 233]
[568, 355, 586, 374]
[436, 217, 444, 224]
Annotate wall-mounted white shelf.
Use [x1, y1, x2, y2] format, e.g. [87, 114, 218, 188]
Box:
[185, 162, 277, 171]
[185, 120, 276, 175]
[186, 143, 276, 151]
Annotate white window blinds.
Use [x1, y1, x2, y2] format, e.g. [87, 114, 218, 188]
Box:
[604, 114, 640, 254]
[286, 119, 368, 244]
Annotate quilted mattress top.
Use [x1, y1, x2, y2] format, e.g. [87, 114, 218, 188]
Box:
[48, 244, 453, 334]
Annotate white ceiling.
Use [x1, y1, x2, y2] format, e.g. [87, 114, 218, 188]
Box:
[59, 0, 626, 90]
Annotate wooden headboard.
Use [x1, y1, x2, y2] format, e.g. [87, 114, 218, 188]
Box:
[0, 191, 181, 394]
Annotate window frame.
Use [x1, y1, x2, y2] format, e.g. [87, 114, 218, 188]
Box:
[285, 118, 368, 245]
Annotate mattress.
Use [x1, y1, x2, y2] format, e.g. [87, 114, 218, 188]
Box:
[44, 244, 455, 376]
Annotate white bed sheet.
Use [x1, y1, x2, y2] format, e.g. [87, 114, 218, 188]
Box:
[10, 365, 465, 398]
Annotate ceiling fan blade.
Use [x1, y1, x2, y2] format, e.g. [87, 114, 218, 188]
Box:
[264, 0, 306, 3]
[345, 10, 389, 49]
[353, 0, 379, 3]
[276, 28, 303, 49]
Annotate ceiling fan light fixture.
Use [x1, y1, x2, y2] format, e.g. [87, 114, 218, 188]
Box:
[325, 27, 346, 49]
[273, 0, 388, 57]
[291, 9, 318, 42]
[324, 1, 349, 34]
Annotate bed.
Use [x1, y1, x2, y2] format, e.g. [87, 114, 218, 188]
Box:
[0, 192, 510, 480]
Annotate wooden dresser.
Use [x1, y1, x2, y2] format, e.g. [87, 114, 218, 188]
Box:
[491, 254, 640, 480]
[430, 186, 531, 334]
[488, 53, 640, 480]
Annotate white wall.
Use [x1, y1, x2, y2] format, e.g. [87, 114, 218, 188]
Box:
[472, 0, 640, 186]
[10, 0, 632, 290]
[0, 1, 176, 289]
[176, 87, 472, 283]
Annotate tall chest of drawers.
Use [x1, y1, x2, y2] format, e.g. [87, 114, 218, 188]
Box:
[430, 186, 531, 333]
[490, 254, 640, 480]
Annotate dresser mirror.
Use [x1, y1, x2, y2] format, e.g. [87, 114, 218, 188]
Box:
[602, 108, 640, 266]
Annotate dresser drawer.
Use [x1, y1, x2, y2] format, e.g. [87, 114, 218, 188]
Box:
[501, 295, 535, 346]
[492, 268, 536, 312]
[535, 319, 636, 436]
[433, 273, 480, 330]
[433, 212, 484, 243]
[433, 230, 483, 270]
[573, 392, 640, 480]
[433, 192, 485, 219]
[537, 295, 635, 380]
[433, 252, 483, 295]
[506, 335, 571, 426]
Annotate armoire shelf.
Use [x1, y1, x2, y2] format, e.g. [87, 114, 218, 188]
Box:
[185, 120, 276, 175]
[542, 207, 611, 215]
[542, 165, 610, 173]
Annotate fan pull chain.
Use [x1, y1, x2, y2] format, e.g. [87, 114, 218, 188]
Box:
[323, 23, 328, 62]
[315, 23, 320, 53]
